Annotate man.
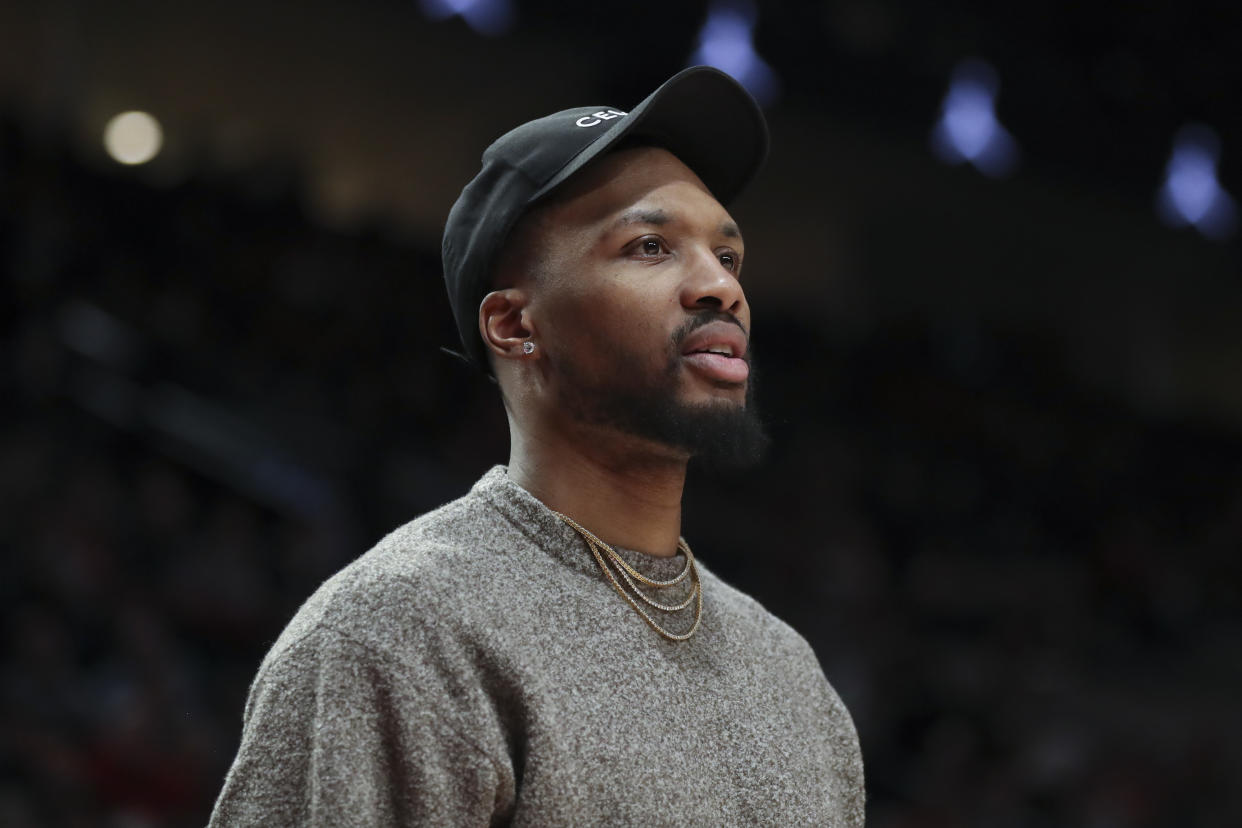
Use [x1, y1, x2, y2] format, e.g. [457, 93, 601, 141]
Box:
[211, 67, 864, 825]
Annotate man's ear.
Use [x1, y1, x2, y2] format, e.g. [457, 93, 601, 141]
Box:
[479, 289, 536, 361]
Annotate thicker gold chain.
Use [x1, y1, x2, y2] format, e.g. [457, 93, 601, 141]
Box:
[551, 510, 703, 642]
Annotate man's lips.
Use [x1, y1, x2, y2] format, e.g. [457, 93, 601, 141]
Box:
[679, 321, 749, 384]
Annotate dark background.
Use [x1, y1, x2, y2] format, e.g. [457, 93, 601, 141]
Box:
[3, 1, 1241, 825]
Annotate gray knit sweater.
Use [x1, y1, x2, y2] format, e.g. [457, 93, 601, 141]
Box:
[210, 466, 865, 826]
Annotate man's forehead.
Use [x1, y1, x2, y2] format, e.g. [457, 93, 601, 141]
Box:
[611, 206, 742, 241]
[544, 146, 738, 232]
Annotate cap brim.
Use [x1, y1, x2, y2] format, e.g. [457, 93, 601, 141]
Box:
[533, 66, 769, 207]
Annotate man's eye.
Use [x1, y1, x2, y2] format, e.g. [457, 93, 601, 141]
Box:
[640, 238, 663, 255]
[719, 252, 738, 271]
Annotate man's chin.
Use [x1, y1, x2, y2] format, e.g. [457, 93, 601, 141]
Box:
[555, 351, 768, 470]
[618, 386, 768, 471]
[683, 379, 748, 401]
[674, 399, 770, 471]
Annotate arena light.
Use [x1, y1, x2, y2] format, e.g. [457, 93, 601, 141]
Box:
[103, 111, 163, 166]
[930, 59, 1019, 178]
[419, 0, 513, 36]
[1155, 124, 1237, 241]
[688, 0, 779, 106]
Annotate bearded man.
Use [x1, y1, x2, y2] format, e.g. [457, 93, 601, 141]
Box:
[211, 67, 864, 826]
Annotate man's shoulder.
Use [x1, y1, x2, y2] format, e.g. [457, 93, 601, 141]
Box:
[262, 477, 530, 665]
[698, 562, 824, 669]
[368, 473, 509, 561]
[698, 560, 861, 781]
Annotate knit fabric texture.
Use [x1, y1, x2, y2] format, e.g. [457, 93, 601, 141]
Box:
[210, 466, 865, 826]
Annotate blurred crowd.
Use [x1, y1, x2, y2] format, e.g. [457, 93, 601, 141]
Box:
[2, 111, 1239, 826]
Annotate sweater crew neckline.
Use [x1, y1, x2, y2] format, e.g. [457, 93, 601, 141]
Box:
[473, 465, 694, 584]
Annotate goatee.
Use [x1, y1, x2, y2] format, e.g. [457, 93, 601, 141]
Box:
[555, 313, 770, 470]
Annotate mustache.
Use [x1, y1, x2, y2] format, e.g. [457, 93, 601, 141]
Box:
[670, 311, 750, 353]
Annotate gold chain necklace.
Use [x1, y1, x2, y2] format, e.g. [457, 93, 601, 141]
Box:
[551, 510, 703, 642]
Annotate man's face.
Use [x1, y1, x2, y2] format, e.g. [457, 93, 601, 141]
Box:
[521, 146, 768, 468]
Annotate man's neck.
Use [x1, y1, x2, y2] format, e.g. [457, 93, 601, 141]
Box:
[506, 425, 687, 557]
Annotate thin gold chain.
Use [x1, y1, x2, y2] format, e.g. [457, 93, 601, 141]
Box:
[553, 511, 691, 588]
[608, 551, 699, 612]
[551, 510, 703, 642]
[584, 536, 703, 642]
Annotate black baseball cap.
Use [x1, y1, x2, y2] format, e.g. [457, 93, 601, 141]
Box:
[441, 65, 769, 369]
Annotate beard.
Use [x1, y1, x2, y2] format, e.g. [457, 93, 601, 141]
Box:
[552, 313, 770, 470]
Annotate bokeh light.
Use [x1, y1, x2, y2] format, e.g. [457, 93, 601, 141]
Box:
[103, 111, 164, 166]
[1155, 124, 1237, 241]
[930, 58, 1019, 178]
[688, 0, 780, 106]
[419, 0, 513, 36]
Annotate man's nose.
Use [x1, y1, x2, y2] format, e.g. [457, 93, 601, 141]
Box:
[679, 250, 747, 319]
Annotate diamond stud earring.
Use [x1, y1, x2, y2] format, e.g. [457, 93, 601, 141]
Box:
[521, 341, 535, 355]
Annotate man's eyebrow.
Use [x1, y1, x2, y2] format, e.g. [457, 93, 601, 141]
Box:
[611, 209, 743, 241]
[613, 208, 671, 228]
